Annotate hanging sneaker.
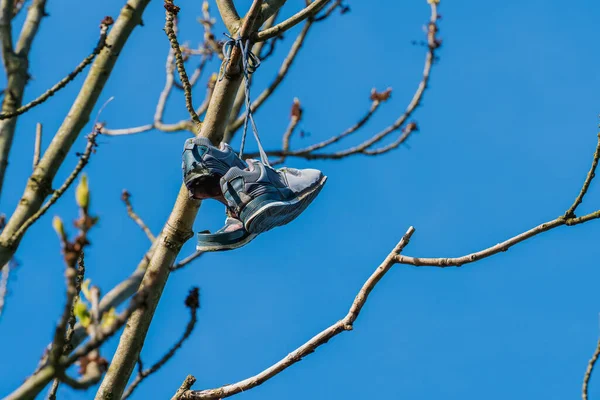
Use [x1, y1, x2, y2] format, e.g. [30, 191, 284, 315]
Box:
[182, 137, 247, 200]
[196, 216, 258, 252]
[220, 160, 327, 234]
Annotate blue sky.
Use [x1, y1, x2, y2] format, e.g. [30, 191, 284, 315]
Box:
[2, 0, 600, 399]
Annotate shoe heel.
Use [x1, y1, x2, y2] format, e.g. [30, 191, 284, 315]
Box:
[239, 192, 284, 232]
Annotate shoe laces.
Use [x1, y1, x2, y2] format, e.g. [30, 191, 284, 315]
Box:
[220, 35, 271, 168]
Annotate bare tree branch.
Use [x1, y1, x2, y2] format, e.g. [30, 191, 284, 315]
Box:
[215, 0, 241, 34]
[33, 122, 42, 169]
[164, 0, 202, 132]
[6, 285, 151, 400]
[0, 0, 14, 65]
[313, 0, 349, 22]
[101, 29, 217, 137]
[255, 0, 328, 42]
[8, 128, 100, 247]
[122, 287, 200, 400]
[170, 251, 203, 271]
[0, 260, 9, 320]
[395, 211, 600, 269]
[583, 337, 600, 400]
[566, 133, 600, 218]
[0, 17, 113, 120]
[34, 247, 157, 380]
[47, 255, 86, 400]
[249, 3, 440, 161]
[0, 0, 152, 268]
[48, 257, 80, 365]
[396, 133, 600, 268]
[121, 190, 155, 243]
[0, 0, 47, 198]
[179, 227, 415, 399]
[273, 91, 386, 160]
[172, 375, 197, 400]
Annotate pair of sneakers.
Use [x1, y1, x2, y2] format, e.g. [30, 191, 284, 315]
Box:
[182, 136, 327, 252]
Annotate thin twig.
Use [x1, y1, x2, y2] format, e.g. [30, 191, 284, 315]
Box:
[396, 133, 600, 267]
[11, 0, 26, 19]
[583, 338, 600, 400]
[33, 122, 42, 169]
[294, 97, 384, 154]
[102, 21, 217, 137]
[34, 247, 155, 377]
[61, 289, 150, 368]
[313, 0, 347, 22]
[46, 380, 60, 400]
[254, 0, 330, 42]
[252, 3, 440, 161]
[0, 261, 9, 320]
[48, 257, 80, 365]
[47, 255, 86, 400]
[121, 190, 155, 243]
[0, 17, 113, 120]
[122, 287, 200, 400]
[56, 370, 104, 390]
[395, 211, 600, 268]
[172, 375, 197, 400]
[170, 251, 203, 271]
[9, 129, 100, 246]
[0, 0, 47, 197]
[270, 102, 301, 165]
[180, 227, 415, 399]
[566, 133, 600, 218]
[164, 0, 202, 131]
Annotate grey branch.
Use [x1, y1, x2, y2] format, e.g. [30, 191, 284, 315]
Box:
[248, 2, 440, 161]
[254, 0, 329, 41]
[0, 0, 151, 268]
[0, 0, 14, 64]
[179, 227, 415, 399]
[0, 260, 9, 320]
[396, 134, 600, 268]
[172, 376, 197, 400]
[122, 287, 200, 400]
[33, 122, 41, 169]
[583, 337, 600, 400]
[5, 280, 150, 400]
[8, 129, 100, 247]
[164, 0, 202, 132]
[215, 0, 241, 34]
[0, 0, 47, 198]
[121, 190, 156, 243]
[0, 18, 112, 120]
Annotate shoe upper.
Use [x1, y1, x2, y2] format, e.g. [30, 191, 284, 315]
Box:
[182, 137, 247, 189]
[220, 159, 323, 214]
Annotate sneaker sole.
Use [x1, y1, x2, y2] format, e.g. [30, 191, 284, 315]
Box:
[196, 230, 258, 252]
[243, 175, 327, 234]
